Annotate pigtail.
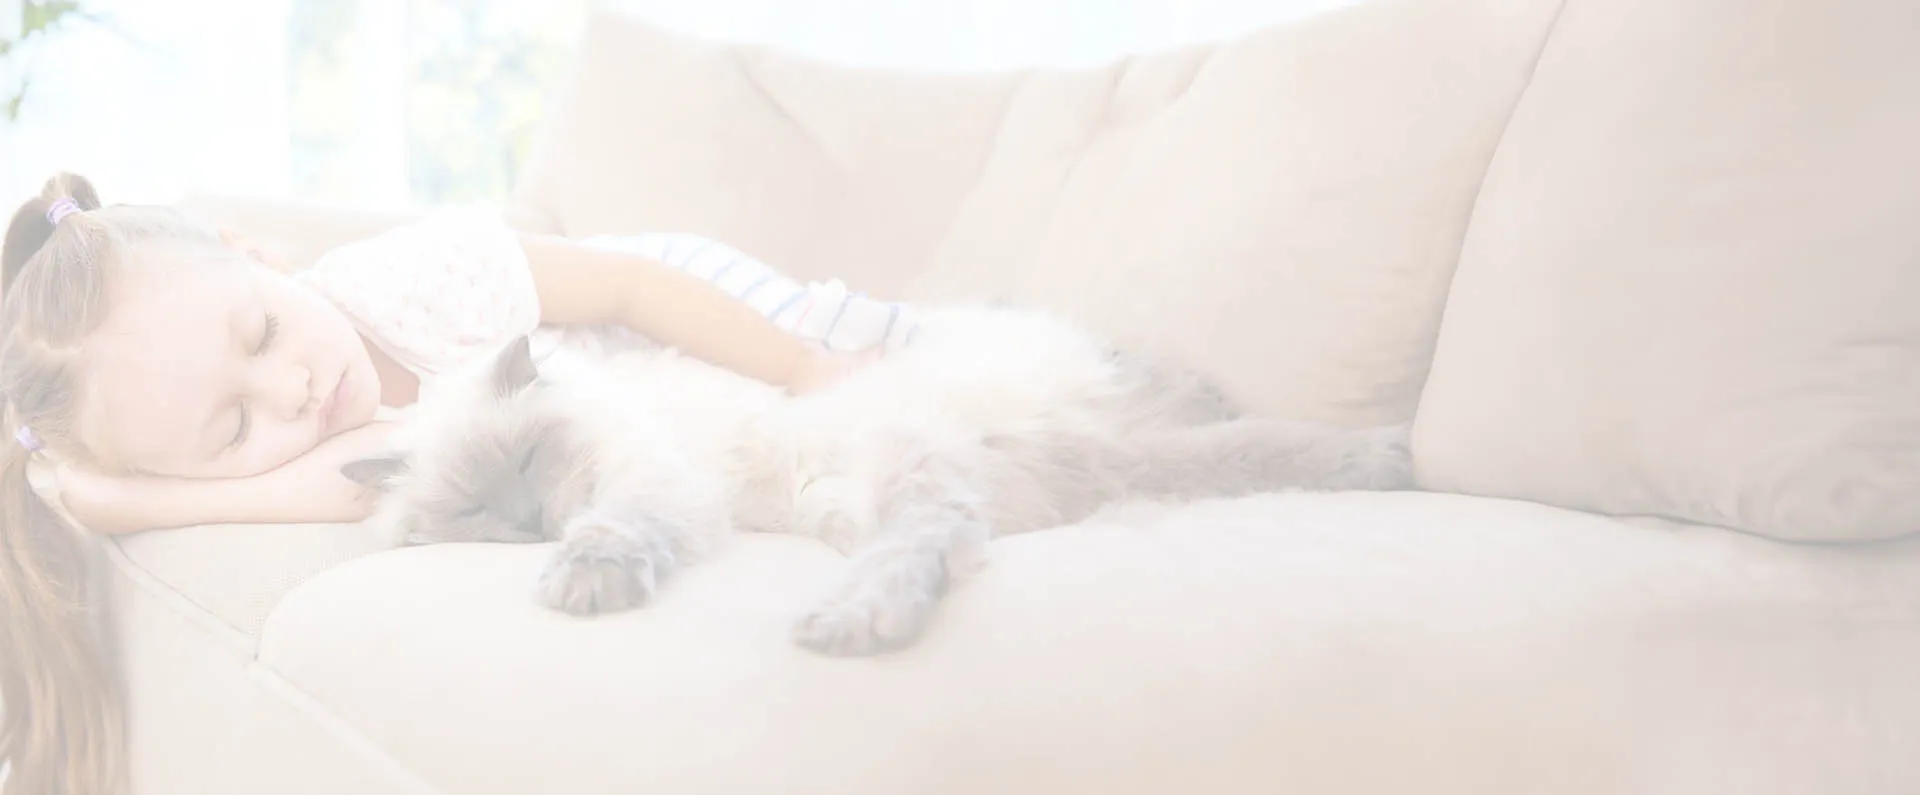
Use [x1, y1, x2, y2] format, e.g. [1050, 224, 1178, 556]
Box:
[44, 173, 103, 212]
[3, 172, 103, 291]
[0, 431, 125, 795]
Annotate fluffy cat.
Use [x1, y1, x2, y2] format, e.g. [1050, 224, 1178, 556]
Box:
[343, 304, 1413, 656]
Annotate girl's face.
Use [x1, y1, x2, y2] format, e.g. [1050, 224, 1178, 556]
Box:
[77, 245, 383, 478]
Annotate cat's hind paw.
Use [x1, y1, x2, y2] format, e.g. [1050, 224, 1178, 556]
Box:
[1349, 423, 1415, 491]
[536, 519, 676, 616]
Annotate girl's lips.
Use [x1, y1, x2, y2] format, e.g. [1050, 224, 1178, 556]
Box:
[319, 371, 352, 437]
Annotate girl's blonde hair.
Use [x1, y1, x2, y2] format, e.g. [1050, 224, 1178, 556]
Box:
[1, 173, 226, 795]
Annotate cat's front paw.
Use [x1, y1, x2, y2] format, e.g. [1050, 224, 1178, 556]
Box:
[792, 546, 948, 656]
[536, 520, 675, 616]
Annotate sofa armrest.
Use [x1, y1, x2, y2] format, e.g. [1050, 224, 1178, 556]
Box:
[175, 195, 426, 272]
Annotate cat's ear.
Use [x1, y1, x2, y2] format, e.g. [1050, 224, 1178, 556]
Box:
[341, 454, 409, 491]
[491, 335, 539, 397]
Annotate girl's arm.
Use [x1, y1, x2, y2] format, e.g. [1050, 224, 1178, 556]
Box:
[517, 233, 860, 393]
[57, 422, 393, 534]
[231, 225, 866, 392]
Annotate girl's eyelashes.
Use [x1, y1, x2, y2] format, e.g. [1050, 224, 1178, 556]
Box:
[255, 312, 280, 356]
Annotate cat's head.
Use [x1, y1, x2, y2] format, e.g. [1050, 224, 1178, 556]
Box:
[343, 336, 599, 547]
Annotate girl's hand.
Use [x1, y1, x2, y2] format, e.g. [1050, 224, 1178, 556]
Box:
[50, 461, 139, 529]
[256, 421, 400, 520]
[786, 348, 881, 395]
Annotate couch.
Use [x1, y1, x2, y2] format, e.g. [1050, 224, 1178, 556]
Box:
[94, 0, 1920, 792]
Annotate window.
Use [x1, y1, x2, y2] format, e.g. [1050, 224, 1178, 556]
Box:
[287, 0, 586, 206]
[3, 0, 1347, 208]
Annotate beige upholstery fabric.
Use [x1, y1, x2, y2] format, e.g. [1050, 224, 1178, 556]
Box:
[176, 195, 421, 271]
[512, 0, 1567, 426]
[1413, 0, 1920, 541]
[108, 542, 438, 795]
[252, 493, 1920, 795]
[909, 0, 1565, 428]
[111, 521, 395, 640]
[507, 18, 1020, 299]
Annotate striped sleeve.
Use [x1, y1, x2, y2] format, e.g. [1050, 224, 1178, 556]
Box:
[578, 233, 916, 353]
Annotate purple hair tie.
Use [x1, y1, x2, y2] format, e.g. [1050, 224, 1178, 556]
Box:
[14, 425, 43, 454]
[45, 197, 82, 226]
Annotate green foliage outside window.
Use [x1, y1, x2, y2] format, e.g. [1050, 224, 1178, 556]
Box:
[288, 0, 586, 204]
[3, 0, 89, 122]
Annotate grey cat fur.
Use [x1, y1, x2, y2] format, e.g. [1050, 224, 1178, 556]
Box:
[343, 304, 1413, 656]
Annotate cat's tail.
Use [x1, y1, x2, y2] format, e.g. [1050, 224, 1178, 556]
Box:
[1119, 418, 1414, 499]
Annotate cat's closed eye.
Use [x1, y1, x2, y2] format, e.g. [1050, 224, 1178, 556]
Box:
[519, 432, 552, 475]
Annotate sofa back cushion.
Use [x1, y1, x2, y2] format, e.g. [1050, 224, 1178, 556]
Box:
[508, 16, 1020, 300]
[510, 0, 1564, 425]
[1412, 0, 1920, 541]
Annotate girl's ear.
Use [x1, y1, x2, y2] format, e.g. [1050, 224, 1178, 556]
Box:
[219, 226, 295, 272]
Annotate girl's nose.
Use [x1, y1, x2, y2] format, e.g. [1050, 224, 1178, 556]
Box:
[246, 361, 314, 420]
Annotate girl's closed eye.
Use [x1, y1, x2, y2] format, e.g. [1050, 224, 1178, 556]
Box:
[230, 312, 282, 449]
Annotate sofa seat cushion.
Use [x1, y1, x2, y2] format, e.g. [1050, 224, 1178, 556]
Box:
[253, 492, 1920, 795]
[110, 521, 393, 642]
